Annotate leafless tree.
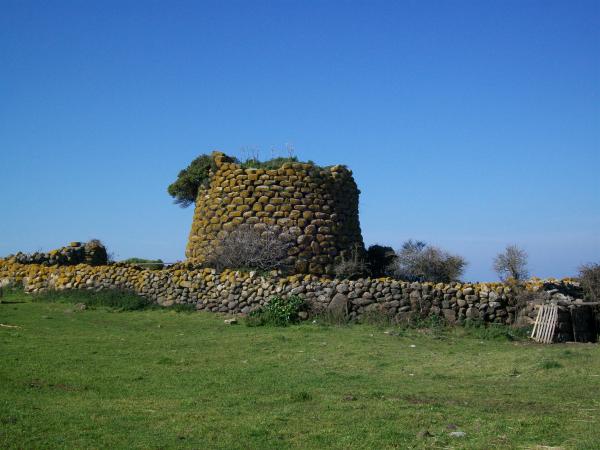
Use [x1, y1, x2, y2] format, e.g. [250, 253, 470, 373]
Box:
[493, 244, 529, 282]
[579, 262, 600, 302]
[334, 244, 368, 279]
[285, 142, 296, 159]
[206, 224, 292, 272]
[239, 146, 261, 164]
[387, 239, 467, 282]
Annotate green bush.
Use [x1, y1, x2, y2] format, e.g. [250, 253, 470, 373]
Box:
[168, 153, 320, 208]
[167, 154, 216, 208]
[246, 295, 306, 327]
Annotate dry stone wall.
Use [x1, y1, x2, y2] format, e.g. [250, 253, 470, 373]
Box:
[185, 152, 363, 275]
[0, 261, 584, 327]
[2, 241, 108, 267]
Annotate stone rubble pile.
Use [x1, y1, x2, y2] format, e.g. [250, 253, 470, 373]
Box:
[1, 241, 108, 267]
[519, 281, 596, 342]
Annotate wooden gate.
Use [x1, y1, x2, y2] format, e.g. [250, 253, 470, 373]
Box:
[531, 304, 558, 344]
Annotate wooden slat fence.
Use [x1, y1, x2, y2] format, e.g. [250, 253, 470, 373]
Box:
[531, 304, 558, 344]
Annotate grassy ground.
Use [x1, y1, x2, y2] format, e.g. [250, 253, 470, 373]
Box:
[1, 289, 599, 449]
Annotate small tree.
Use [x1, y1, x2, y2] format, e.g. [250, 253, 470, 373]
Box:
[578, 263, 600, 302]
[168, 152, 314, 207]
[366, 244, 396, 278]
[387, 239, 467, 283]
[493, 244, 529, 282]
[206, 225, 292, 272]
[167, 154, 216, 208]
[390, 240, 426, 281]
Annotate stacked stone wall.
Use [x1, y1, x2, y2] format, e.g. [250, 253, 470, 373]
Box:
[185, 152, 363, 275]
[0, 261, 584, 326]
[2, 241, 108, 267]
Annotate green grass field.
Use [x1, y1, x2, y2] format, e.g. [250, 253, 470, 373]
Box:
[1, 289, 599, 449]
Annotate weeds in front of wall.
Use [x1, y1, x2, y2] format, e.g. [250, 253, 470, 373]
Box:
[312, 309, 349, 327]
[462, 318, 530, 341]
[245, 295, 306, 327]
[31, 288, 197, 313]
[168, 303, 197, 313]
[0, 282, 24, 302]
[360, 308, 396, 328]
[31, 289, 153, 311]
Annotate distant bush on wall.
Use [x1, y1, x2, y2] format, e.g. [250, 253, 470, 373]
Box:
[493, 244, 529, 282]
[167, 154, 217, 208]
[387, 239, 467, 283]
[121, 258, 165, 270]
[579, 262, 600, 302]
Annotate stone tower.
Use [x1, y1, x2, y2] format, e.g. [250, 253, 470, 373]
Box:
[185, 152, 363, 275]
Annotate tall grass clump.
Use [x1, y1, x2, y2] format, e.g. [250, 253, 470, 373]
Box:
[539, 359, 563, 370]
[32, 289, 153, 311]
[360, 308, 395, 328]
[313, 309, 350, 327]
[0, 282, 24, 300]
[462, 319, 529, 341]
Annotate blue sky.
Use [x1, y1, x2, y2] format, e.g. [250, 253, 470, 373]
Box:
[1, 0, 598, 281]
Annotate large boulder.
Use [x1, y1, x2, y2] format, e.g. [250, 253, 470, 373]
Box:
[328, 293, 349, 317]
